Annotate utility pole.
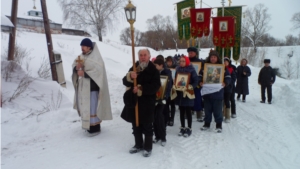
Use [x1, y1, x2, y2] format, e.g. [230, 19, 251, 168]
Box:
[7, 0, 19, 61]
[40, 0, 58, 82]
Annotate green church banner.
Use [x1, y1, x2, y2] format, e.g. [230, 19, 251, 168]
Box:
[216, 6, 242, 61]
[176, 0, 195, 40]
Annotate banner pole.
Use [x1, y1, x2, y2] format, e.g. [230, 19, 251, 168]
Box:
[221, 0, 225, 63]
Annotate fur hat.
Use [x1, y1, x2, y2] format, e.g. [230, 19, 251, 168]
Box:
[187, 47, 198, 55]
[264, 59, 271, 63]
[80, 38, 93, 49]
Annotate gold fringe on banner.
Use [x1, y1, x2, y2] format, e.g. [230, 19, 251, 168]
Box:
[192, 38, 195, 47]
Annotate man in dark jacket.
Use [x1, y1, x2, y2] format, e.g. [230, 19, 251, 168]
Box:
[258, 59, 276, 104]
[187, 47, 204, 122]
[121, 49, 161, 157]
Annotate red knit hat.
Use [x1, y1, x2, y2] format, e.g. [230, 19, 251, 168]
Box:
[182, 56, 190, 67]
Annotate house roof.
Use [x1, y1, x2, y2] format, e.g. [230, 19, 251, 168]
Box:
[1, 14, 14, 27]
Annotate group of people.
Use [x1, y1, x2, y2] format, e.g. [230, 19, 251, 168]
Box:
[72, 38, 276, 158]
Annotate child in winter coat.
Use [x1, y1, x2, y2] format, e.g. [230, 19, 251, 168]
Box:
[223, 57, 237, 122]
[165, 56, 176, 126]
[153, 58, 173, 146]
[173, 56, 198, 137]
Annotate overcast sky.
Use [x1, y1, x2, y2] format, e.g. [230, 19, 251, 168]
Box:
[1, 0, 300, 43]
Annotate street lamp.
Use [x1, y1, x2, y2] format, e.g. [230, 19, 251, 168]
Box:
[124, 0, 139, 127]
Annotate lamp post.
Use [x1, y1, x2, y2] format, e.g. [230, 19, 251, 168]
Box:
[124, 0, 139, 127]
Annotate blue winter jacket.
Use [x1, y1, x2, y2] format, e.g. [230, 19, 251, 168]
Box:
[175, 65, 199, 107]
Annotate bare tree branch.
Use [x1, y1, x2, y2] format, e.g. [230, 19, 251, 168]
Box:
[57, 0, 126, 41]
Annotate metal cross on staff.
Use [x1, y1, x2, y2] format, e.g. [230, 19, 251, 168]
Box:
[76, 56, 84, 79]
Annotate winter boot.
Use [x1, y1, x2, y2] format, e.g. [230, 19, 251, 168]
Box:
[129, 134, 143, 154]
[201, 122, 210, 131]
[196, 111, 203, 122]
[153, 138, 160, 144]
[224, 108, 231, 123]
[143, 136, 153, 157]
[216, 122, 222, 133]
[178, 127, 186, 136]
[161, 139, 166, 147]
[231, 104, 236, 118]
[183, 128, 192, 137]
[86, 124, 101, 137]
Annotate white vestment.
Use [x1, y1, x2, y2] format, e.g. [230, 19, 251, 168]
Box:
[72, 42, 112, 129]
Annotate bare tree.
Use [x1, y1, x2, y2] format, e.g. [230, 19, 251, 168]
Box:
[57, 0, 126, 41]
[146, 15, 166, 49]
[291, 12, 300, 30]
[119, 27, 142, 46]
[285, 34, 300, 46]
[242, 4, 271, 53]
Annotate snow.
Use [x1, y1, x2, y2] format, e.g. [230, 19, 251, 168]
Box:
[1, 31, 300, 169]
[1, 14, 14, 27]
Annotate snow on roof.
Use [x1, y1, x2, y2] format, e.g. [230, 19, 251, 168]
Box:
[16, 14, 60, 24]
[1, 13, 14, 27]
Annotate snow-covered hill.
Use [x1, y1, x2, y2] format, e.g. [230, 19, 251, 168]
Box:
[1, 32, 300, 169]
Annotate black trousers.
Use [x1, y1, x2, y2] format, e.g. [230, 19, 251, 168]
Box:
[132, 122, 153, 151]
[261, 84, 272, 102]
[179, 106, 192, 128]
[224, 92, 231, 108]
[132, 122, 153, 136]
[165, 97, 175, 123]
[153, 104, 166, 140]
[237, 94, 246, 100]
[230, 91, 236, 114]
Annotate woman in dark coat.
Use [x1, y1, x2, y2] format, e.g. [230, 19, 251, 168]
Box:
[235, 58, 251, 102]
[175, 56, 198, 137]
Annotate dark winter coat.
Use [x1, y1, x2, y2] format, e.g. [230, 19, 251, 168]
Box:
[175, 65, 198, 107]
[224, 65, 237, 93]
[258, 66, 276, 85]
[235, 65, 251, 95]
[121, 61, 161, 124]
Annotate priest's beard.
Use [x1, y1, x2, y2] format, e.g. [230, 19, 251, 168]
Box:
[139, 61, 149, 70]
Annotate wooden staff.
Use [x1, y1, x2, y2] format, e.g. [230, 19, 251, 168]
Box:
[130, 23, 139, 127]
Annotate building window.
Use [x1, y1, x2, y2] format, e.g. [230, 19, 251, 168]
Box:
[36, 12, 38, 16]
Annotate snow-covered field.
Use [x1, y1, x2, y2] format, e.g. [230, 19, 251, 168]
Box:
[1, 31, 300, 169]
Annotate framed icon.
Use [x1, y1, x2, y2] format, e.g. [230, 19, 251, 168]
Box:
[181, 7, 191, 19]
[196, 12, 204, 22]
[219, 21, 228, 32]
[156, 75, 169, 100]
[170, 68, 176, 80]
[203, 63, 225, 84]
[175, 73, 190, 88]
[191, 62, 202, 75]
